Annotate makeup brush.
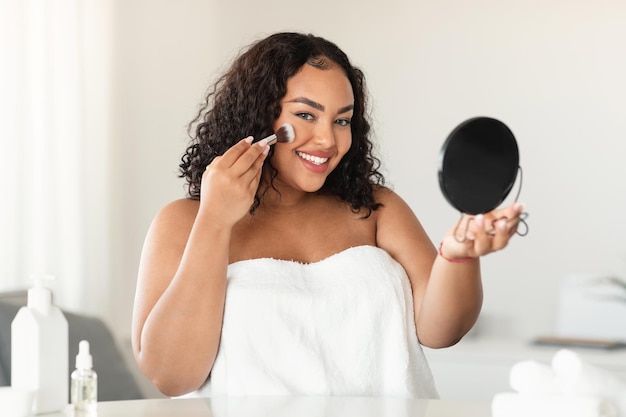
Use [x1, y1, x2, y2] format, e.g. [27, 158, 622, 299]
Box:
[261, 123, 295, 146]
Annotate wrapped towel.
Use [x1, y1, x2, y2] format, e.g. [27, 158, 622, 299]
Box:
[493, 349, 626, 417]
[552, 349, 626, 415]
[186, 246, 438, 398]
[509, 360, 559, 395]
[492, 392, 617, 417]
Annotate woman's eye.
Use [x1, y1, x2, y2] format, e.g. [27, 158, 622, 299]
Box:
[335, 118, 351, 127]
[296, 112, 314, 121]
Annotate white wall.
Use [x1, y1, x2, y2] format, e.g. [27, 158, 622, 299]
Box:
[107, 0, 626, 341]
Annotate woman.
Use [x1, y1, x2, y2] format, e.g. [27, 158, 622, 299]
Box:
[131, 32, 523, 398]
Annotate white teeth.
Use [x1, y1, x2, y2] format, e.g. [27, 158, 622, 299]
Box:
[296, 151, 328, 165]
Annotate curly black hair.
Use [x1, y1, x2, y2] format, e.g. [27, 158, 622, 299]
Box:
[179, 32, 385, 216]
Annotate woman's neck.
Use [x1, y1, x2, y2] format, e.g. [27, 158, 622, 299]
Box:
[260, 187, 316, 213]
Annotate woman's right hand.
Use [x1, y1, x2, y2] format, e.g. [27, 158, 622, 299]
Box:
[199, 136, 269, 227]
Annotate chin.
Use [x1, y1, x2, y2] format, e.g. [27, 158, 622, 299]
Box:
[300, 182, 326, 193]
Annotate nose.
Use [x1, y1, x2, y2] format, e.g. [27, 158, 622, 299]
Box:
[312, 122, 336, 149]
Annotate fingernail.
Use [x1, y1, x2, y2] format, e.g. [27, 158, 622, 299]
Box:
[498, 219, 507, 230]
[257, 138, 268, 148]
[514, 202, 525, 212]
[244, 136, 253, 144]
[474, 214, 484, 227]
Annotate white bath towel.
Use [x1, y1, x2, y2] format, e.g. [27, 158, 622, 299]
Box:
[509, 360, 559, 395]
[492, 392, 617, 417]
[494, 349, 626, 417]
[552, 349, 626, 415]
[188, 245, 437, 398]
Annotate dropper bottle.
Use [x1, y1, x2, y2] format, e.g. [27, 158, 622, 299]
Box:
[71, 340, 98, 413]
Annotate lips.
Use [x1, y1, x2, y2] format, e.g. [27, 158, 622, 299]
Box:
[296, 151, 329, 166]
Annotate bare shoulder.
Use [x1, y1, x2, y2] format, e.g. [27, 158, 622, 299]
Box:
[146, 198, 200, 250]
[373, 185, 415, 218]
[373, 186, 435, 269]
[373, 186, 420, 233]
[154, 198, 200, 226]
[136, 199, 200, 297]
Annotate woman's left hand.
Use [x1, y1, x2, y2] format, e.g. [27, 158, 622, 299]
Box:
[439, 202, 525, 260]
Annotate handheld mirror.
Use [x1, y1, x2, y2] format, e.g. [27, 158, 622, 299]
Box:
[438, 116, 528, 238]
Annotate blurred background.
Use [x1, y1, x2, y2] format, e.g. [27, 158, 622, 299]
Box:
[1, 0, 625, 388]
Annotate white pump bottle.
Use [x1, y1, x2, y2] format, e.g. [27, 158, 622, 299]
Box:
[11, 275, 69, 414]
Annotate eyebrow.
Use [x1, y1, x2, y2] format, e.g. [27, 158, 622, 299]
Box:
[287, 97, 354, 114]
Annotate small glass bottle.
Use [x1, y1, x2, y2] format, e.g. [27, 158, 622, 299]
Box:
[71, 340, 98, 414]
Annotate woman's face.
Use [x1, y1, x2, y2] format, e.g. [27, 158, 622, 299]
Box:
[271, 62, 354, 193]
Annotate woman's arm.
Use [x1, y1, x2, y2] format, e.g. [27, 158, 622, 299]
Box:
[131, 198, 231, 396]
[131, 138, 269, 396]
[375, 188, 522, 348]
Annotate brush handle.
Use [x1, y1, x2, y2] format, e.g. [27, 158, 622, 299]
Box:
[264, 133, 278, 146]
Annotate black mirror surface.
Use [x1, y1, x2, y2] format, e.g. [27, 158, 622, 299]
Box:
[438, 117, 520, 215]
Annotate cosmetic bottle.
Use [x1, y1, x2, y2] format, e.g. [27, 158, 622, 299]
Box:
[11, 275, 69, 414]
[71, 340, 98, 413]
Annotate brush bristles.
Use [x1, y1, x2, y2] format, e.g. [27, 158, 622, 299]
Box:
[275, 123, 295, 144]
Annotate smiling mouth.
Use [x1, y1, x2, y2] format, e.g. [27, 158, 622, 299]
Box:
[296, 151, 329, 165]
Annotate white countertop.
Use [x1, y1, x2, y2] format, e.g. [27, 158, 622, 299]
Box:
[52, 397, 491, 417]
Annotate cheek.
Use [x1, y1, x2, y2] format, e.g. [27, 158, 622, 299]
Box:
[270, 146, 292, 169]
[337, 134, 353, 158]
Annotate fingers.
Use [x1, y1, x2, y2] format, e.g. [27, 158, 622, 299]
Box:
[241, 142, 269, 190]
[217, 136, 255, 168]
[467, 214, 494, 254]
[198, 137, 270, 226]
[489, 202, 525, 227]
[240, 139, 270, 183]
[205, 137, 269, 178]
[489, 217, 515, 250]
[453, 202, 526, 257]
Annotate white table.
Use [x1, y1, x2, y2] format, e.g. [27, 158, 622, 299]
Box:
[55, 397, 492, 417]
